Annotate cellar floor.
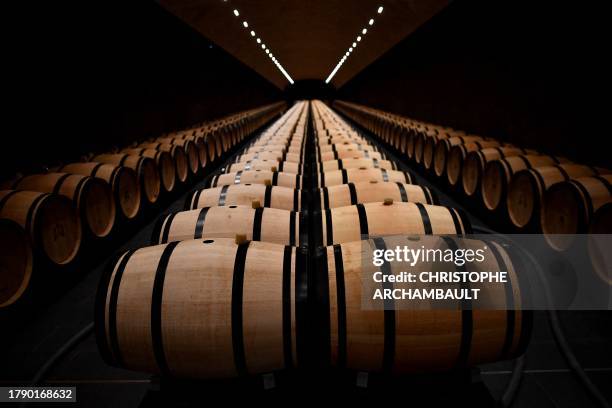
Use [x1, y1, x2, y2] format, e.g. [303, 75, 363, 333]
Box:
[1, 116, 611, 407]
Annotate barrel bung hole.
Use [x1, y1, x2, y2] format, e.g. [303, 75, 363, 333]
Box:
[203, 239, 214, 244]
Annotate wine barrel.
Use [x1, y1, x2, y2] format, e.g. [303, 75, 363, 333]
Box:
[317, 182, 437, 210]
[315, 168, 413, 188]
[207, 171, 302, 189]
[481, 155, 569, 211]
[13, 173, 115, 238]
[244, 144, 288, 154]
[122, 148, 176, 193]
[152, 206, 305, 246]
[234, 151, 301, 164]
[96, 238, 307, 378]
[317, 158, 398, 173]
[60, 162, 141, 220]
[542, 174, 612, 251]
[318, 236, 530, 373]
[0, 219, 33, 308]
[588, 203, 612, 284]
[138, 142, 189, 184]
[92, 154, 161, 205]
[507, 165, 607, 230]
[315, 201, 471, 246]
[442, 141, 503, 183]
[224, 160, 301, 175]
[185, 184, 305, 212]
[316, 143, 375, 154]
[0, 190, 81, 265]
[317, 149, 385, 163]
[461, 147, 537, 197]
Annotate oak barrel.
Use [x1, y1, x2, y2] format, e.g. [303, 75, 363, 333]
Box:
[318, 158, 398, 173]
[315, 201, 471, 246]
[95, 238, 307, 378]
[317, 182, 437, 210]
[315, 168, 413, 188]
[318, 236, 530, 373]
[0, 190, 81, 265]
[151, 206, 305, 246]
[208, 171, 302, 189]
[185, 184, 305, 212]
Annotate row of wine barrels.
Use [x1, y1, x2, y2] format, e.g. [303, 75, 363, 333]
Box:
[541, 174, 612, 250]
[92, 154, 161, 205]
[151, 138, 201, 175]
[96, 238, 308, 378]
[332, 100, 612, 250]
[9, 173, 115, 238]
[438, 140, 504, 181]
[96, 101, 531, 380]
[0, 219, 33, 308]
[507, 165, 608, 229]
[138, 142, 189, 183]
[0, 190, 81, 266]
[121, 148, 176, 193]
[317, 237, 530, 372]
[0, 102, 287, 308]
[60, 162, 141, 220]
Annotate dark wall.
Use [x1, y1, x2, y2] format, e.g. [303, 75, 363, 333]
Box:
[337, 0, 610, 168]
[3, 1, 282, 178]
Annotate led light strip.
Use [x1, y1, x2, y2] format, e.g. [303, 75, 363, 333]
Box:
[325, 5, 384, 84]
[225, 2, 295, 84]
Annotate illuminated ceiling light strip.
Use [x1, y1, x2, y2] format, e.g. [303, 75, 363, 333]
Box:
[224, 1, 294, 85]
[324, 5, 384, 84]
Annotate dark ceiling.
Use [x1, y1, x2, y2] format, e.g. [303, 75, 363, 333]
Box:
[160, 0, 450, 89]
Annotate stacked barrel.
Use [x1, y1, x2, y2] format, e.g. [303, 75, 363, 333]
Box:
[97, 101, 311, 379]
[333, 101, 612, 240]
[309, 101, 528, 374]
[96, 100, 530, 380]
[0, 102, 285, 309]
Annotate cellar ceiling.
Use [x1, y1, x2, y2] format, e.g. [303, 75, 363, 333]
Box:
[159, 0, 450, 89]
